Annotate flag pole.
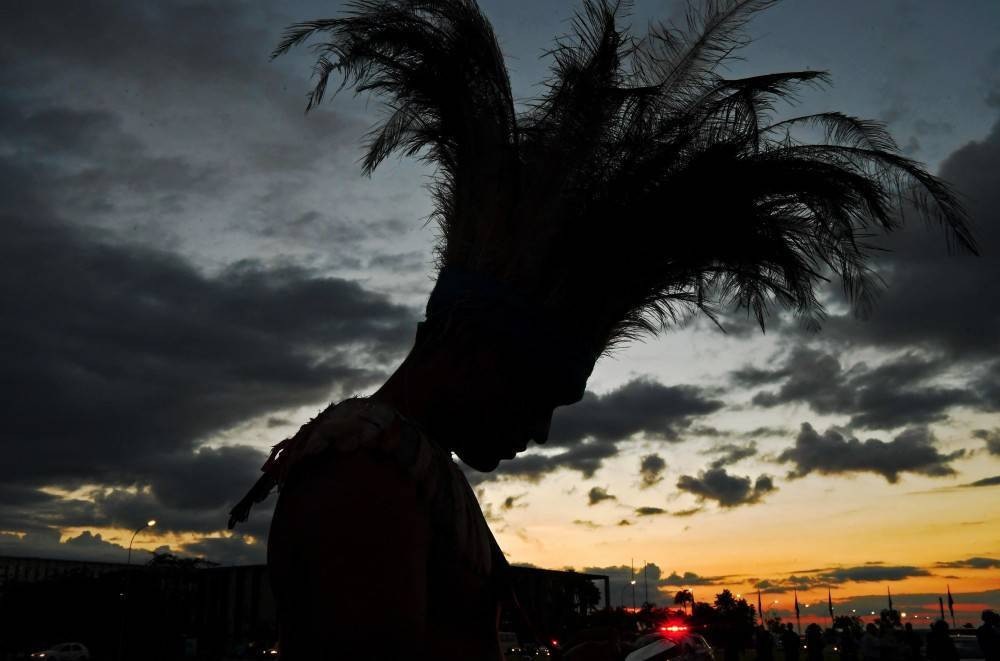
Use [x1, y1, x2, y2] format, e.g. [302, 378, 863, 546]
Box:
[794, 589, 801, 635]
[631, 558, 636, 611]
[758, 589, 765, 627]
[939, 596, 946, 621]
[828, 587, 835, 628]
[947, 585, 956, 629]
[644, 561, 648, 607]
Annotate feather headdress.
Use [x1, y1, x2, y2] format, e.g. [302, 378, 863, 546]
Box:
[273, 0, 976, 362]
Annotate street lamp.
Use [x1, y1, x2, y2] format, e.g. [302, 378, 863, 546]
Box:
[127, 519, 156, 568]
[619, 580, 637, 609]
[119, 519, 156, 661]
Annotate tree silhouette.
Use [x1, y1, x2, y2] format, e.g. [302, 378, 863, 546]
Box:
[675, 589, 695, 614]
[273, 0, 976, 350]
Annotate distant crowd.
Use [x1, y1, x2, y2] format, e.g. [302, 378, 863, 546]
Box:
[752, 610, 1000, 661]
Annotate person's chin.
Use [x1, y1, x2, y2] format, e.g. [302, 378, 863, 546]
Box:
[458, 453, 502, 472]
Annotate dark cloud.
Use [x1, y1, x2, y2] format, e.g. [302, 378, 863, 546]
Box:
[580, 563, 709, 607]
[468, 378, 721, 485]
[635, 507, 667, 517]
[549, 379, 724, 445]
[0, 528, 136, 564]
[704, 443, 758, 469]
[0, 524, 259, 567]
[738, 118, 1000, 441]
[501, 494, 527, 510]
[752, 564, 933, 591]
[676, 468, 776, 508]
[973, 428, 1000, 456]
[751, 575, 833, 593]
[573, 519, 601, 529]
[660, 571, 726, 587]
[639, 454, 667, 488]
[0, 2, 274, 88]
[745, 348, 982, 430]
[588, 487, 616, 506]
[965, 476, 1000, 487]
[778, 423, 964, 483]
[180, 535, 266, 566]
[0, 44, 418, 559]
[466, 440, 621, 486]
[812, 118, 1000, 363]
[935, 557, 1000, 569]
[815, 565, 931, 583]
[0, 211, 413, 491]
[913, 119, 954, 137]
[670, 507, 704, 518]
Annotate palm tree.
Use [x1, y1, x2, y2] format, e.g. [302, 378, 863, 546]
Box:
[272, 0, 976, 353]
[675, 588, 695, 614]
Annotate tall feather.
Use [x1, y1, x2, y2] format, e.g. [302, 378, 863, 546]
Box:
[273, 0, 976, 353]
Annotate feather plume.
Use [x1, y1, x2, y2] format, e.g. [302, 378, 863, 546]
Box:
[274, 0, 976, 354]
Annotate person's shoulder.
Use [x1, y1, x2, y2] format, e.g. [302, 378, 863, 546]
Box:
[277, 397, 442, 479]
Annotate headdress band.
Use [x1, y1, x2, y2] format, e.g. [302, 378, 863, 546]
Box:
[425, 267, 596, 403]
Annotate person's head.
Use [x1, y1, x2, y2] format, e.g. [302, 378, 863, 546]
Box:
[381, 300, 591, 470]
[983, 609, 998, 625]
[866, 624, 878, 636]
[904, 623, 912, 632]
[931, 620, 949, 634]
[377, 268, 599, 471]
[786, 623, 794, 631]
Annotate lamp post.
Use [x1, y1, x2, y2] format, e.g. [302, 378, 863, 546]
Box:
[126, 519, 156, 568]
[118, 519, 156, 661]
[619, 580, 637, 610]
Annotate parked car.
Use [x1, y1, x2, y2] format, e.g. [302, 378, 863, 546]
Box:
[30, 642, 90, 660]
[627, 628, 715, 661]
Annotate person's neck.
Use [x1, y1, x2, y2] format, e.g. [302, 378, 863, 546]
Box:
[370, 348, 441, 432]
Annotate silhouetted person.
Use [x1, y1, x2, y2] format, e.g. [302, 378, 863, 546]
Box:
[903, 622, 922, 661]
[782, 623, 801, 661]
[724, 626, 743, 661]
[806, 623, 825, 661]
[978, 610, 1000, 661]
[840, 628, 860, 661]
[926, 620, 959, 661]
[862, 624, 883, 661]
[224, 0, 977, 656]
[757, 626, 776, 661]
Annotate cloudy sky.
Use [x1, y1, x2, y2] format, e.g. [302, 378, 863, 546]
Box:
[2, 0, 998, 622]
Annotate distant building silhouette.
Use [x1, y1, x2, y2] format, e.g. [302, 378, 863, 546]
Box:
[0, 554, 606, 657]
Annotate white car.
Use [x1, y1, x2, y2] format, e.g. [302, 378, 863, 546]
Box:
[626, 628, 715, 661]
[30, 642, 90, 660]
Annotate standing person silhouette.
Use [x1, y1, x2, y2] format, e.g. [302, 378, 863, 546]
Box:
[782, 623, 801, 661]
[926, 620, 959, 661]
[977, 610, 1000, 661]
[862, 624, 883, 661]
[902, 622, 922, 661]
[839, 626, 860, 661]
[756, 626, 776, 661]
[805, 623, 825, 661]
[226, 0, 974, 658]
